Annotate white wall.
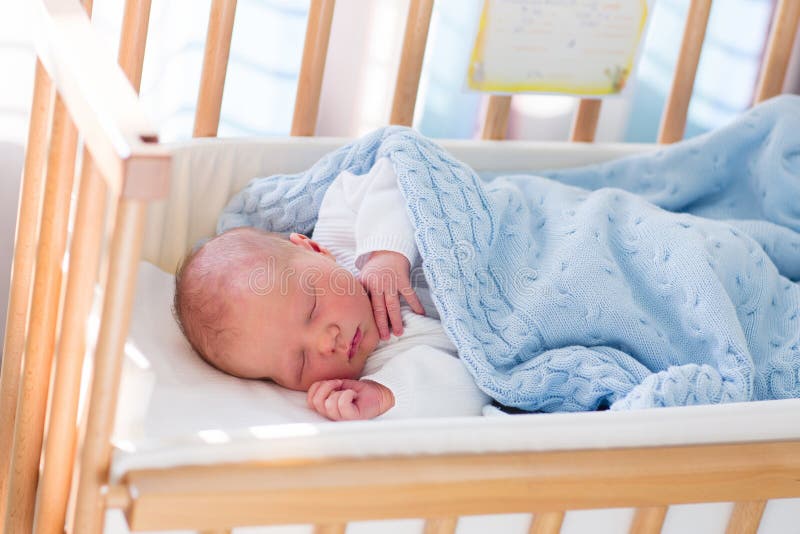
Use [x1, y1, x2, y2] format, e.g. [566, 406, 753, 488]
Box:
[0, 3, 34, 354]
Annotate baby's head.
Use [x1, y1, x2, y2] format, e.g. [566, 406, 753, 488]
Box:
[173, 227, 380, 391]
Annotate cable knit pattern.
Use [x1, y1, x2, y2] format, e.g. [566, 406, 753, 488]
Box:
[218, 95, 800, 412]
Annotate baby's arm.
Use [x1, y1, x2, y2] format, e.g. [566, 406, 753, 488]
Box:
[341, 158, 426, 338]
[347, 157, 419, 270]
[307, 345, 489, 421]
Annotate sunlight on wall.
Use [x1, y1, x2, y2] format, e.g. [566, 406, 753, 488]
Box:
[355, 0, 408, 136]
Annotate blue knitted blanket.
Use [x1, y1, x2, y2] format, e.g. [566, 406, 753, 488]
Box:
[218, 95, 800, 412]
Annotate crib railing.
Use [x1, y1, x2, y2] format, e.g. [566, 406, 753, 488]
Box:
[0, 1, 169, 533]
[1, 0, 799, 533]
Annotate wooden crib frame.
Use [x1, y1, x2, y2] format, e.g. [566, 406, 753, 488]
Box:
[1, 0, 799, 533]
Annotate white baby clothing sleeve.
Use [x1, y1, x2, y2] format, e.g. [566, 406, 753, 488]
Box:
[361, 345, 490, 419]
[338, 157, 419, 270]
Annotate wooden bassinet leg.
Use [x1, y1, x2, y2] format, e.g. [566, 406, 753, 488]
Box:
[424, 517, 458, 534]
[725, 501, 766, 534]
[529, 511, 564, 534]
[629, 506, 667, 534]
[3, 93, 79, 533]
[313, 524, 346, 534]
[0, 57, 53, 533]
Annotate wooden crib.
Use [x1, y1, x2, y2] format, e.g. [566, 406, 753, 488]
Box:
[1, 0, 799, 533]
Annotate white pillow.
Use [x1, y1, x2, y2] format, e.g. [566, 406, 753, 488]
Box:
[117, 262, 327, 443]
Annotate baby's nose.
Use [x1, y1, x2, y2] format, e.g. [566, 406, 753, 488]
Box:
[318, 325, 345, 356]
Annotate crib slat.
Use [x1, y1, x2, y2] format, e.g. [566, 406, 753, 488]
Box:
[424, 517, 458, 534]
[754, 0, 800, 103]
[390, 0, 434, 126]
[72, 199, 149, 534]
[725, 501, 767, 534]
[529, 511, 565, 534]
[117, 0, 152, 93]
[657, 0, 712, 144]
[34, 151, 108, 534]
[291, 0, 335, 136]
[314, 524, 347, 534]
[482, 95, 512, 140]
[4, 93, 78, 534]
[629, 506, 667, 534]
[570, 99, 602, 142]
[193, 0, 238, 138]
[0, 58, 53, 534]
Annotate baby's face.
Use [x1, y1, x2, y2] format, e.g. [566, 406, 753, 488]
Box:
[222, 234, 380, 391]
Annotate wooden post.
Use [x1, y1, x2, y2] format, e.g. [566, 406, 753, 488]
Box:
[0, 58, 53, 534]
[313, 525, 346, 534]
[725, 501, 766, 534]
[481, 95, 512, 140]
[291, 0, 336, 136]
[71, 199, 149, 534]
[657, 0, 712, 144]
[629, 506, 667, 534]
[754, 0, 800, 103]
[570, 99, 602, 142]
[193, 0, 238, 137]
[389, 0, 434, 126]
[424, 517, 458, 534]
[529, 511, 565, 534]
[3, 93, 78, 534]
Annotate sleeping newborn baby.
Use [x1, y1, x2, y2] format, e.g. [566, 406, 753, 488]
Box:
[173, 158, 489, 420]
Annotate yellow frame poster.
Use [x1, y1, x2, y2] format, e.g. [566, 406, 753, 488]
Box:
[468, 0, 650, 96]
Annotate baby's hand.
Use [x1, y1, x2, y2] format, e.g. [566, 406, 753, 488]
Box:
[307, 379, 395, 421]
[358, 250, 425, 340]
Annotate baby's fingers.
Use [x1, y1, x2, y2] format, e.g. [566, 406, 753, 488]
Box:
[324, 390, 348, 420]
[309, 379, 342, 414]
[336, 389, 360, 420]
[400, 285, 425, 316]
[385, 293, 403, 337]
[370, 291, 390, 340]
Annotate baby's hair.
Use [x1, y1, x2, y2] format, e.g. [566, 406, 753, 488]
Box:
[172, 227, 297, 374]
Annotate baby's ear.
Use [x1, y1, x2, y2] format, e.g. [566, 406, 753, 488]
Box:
[289, 232, 318, 251]
[289, 233, 336, 260]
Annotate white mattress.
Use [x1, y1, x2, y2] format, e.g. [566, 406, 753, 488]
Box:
[112, 396, 800, 480]
[105, 137, 800, 533]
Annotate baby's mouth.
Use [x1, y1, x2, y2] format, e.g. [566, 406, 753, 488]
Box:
[348, 327, 362, 360]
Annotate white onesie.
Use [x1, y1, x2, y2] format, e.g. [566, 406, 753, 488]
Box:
[311, 158, 490, 419]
